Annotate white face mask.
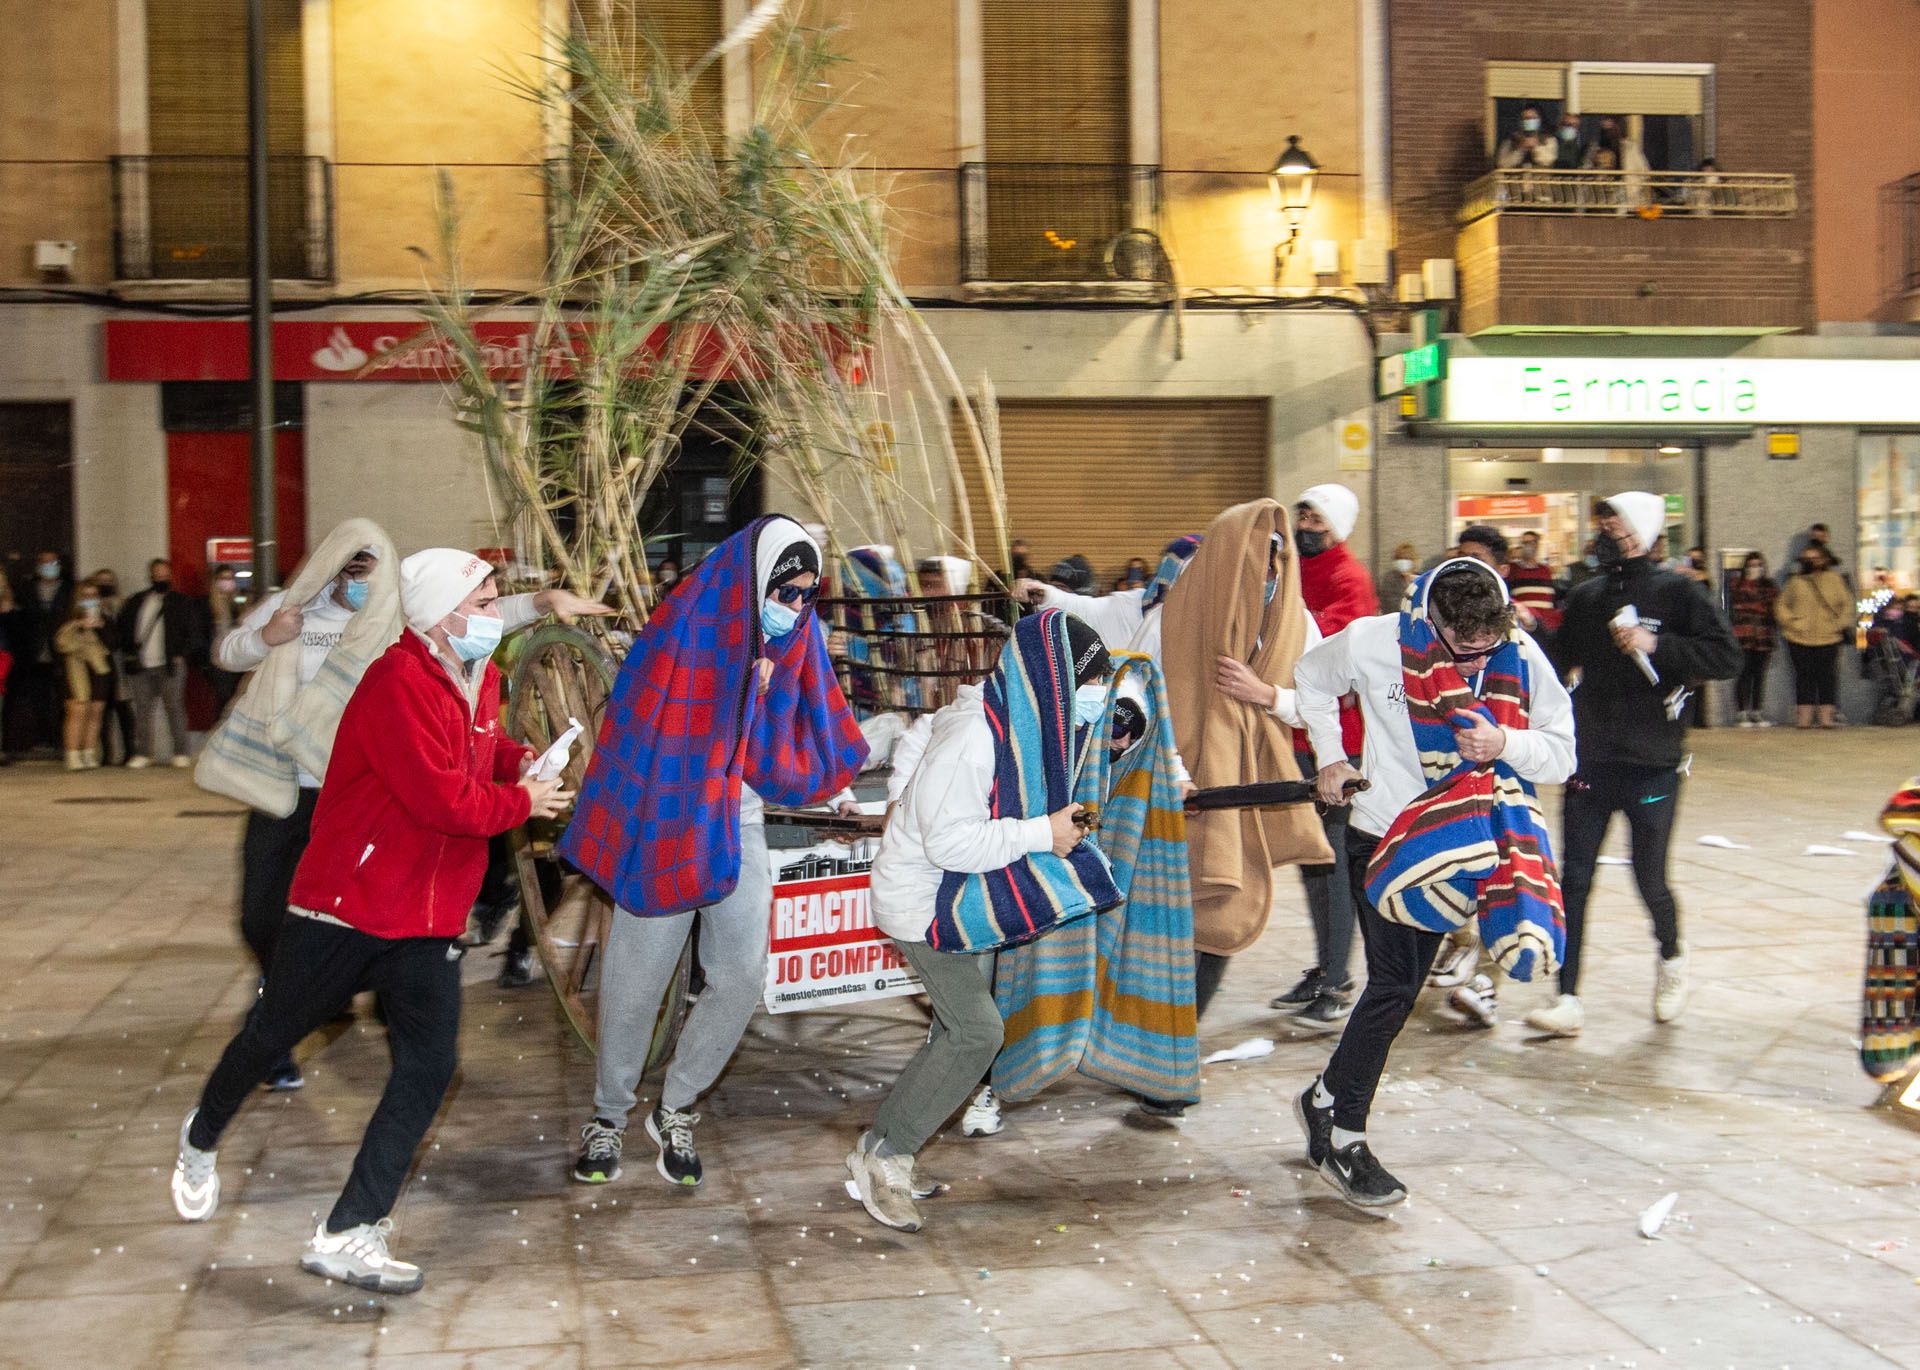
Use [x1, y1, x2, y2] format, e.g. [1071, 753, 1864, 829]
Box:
[1073, 683, 1107, 727]
[1393, 558, 1414, 574]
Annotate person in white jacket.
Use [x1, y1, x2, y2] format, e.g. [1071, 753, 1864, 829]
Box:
[849, 616, 1109, 1232]
[1289, 559, 1575, 1211]
[219, 545, 606, 1090]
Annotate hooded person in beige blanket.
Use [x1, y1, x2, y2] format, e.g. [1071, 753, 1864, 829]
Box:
[1162, 499, 1332, 1016]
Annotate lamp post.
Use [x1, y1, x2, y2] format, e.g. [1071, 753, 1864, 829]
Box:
[1268, 134, 1319, 284]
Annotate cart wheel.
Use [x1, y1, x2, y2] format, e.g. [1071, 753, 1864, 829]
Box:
[507, 623, 692, 1070]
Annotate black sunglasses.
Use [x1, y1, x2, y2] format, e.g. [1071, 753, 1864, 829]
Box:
[771, 583, 820, 607]
[1437, 628, 1498, 666]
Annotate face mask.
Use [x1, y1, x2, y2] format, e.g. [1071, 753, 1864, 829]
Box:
[1073, 683, 1107, 727]
[79, 599, 100, 616]
[1521, 117, 1540, 132]
[38, 562, 61, 581]
[1744, 566, 1761, 580]
[97, 581, 116, 596]
[1559, 126, 1578, 140]
[1393, 558, 1414, 574]
[1295, 529, 1328, 559]
[343, 577, 369, 611]
[760, 598, 800, 640]
[446, 610, 504, 662]
[1595, 532, 1629, 567]
[151, 578, 172, 592]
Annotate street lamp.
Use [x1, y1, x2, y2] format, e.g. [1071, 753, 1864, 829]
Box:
[1269, 134, 1319, 283]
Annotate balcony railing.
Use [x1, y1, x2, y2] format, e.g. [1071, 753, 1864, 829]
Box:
[958, 162, 1165, 285]
[111, 155, 334, 282]
[1459, 168, 1797, 225]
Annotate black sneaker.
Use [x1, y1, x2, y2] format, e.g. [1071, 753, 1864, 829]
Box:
[572, 1117, 624, 1184]
[646, 1104, 703, 1187]
[264, 1056, 304, 1092]
[1292, 990, 1354, 1030]
[498, 949, 535, 989]
[1137, 1097, 1189, 1119]
[1270, 968, 1326, 1009]
[1293, 1078, 1334, 1168]
[1320, 1138, 1408, 1210]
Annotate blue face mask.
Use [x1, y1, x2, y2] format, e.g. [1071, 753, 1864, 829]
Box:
[342, 577, 369, 611]
[447, 610, 504, 662]
[1073, 683, 1107, 726]
[38, 561, 61, 581]
[761, 599, 800, 640]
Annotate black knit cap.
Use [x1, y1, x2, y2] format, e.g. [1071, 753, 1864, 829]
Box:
[1063, 613, 1110, 687]
[1110, 697, 1146, 745]
[766, 540, 821, 590]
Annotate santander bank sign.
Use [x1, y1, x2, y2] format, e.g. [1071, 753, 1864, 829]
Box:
[102, 319, 864, 384]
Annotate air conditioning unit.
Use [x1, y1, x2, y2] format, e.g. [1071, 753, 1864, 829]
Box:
[1397, 272, 1425, 303]
[1421, 257, 1457, 301]
[33, 240, 77, 274]
[1309, 239, 1341, 277]
[1349, 240, 1390, 286]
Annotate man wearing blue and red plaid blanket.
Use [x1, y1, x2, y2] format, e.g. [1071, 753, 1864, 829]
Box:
[561, 517, 867, 1190]
[1290, 559, 1575, 1212]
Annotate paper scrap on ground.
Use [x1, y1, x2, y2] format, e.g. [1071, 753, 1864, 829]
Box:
[1803, 844, 1861, 857]
[1597, 855, 1632, 866]
[1696, 835, 1749, 850]
[1203, 1037, 1275, 1064]
[1842, 831, 1897, 845]
[1638, 1192, 1679, 1239]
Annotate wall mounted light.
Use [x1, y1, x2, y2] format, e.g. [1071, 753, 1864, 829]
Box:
[1268, 135, 1319, 283]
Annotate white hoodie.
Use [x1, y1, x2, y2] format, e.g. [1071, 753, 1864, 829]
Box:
[869, 684, 1054, 942]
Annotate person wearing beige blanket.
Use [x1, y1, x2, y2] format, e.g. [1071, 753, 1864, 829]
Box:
[1162, 499, 1333, 1015]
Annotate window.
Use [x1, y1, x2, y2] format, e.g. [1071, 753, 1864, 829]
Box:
[1859, 435, 1920, 592]
[1485, 61, 1713, 173]
[971, 0, 1138, 282]
[135, 0, 317, 279]
[573, 0, 724, 142]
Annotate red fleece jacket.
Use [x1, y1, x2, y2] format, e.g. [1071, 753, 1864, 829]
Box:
[1298, 542, 1378, 758]
[289, 629, 532, 940]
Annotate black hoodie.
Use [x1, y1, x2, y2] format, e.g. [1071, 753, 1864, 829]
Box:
[1549, 556, 1740, 773]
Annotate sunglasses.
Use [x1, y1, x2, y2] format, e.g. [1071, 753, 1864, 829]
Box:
[1437, 629, 1498, 667]
[771, 583, 820, 607]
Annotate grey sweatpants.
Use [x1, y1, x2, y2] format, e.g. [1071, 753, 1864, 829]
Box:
[129, 661, 189, 761]
[594, 823, 772, 1123]
[871, 939, 1001, 1158]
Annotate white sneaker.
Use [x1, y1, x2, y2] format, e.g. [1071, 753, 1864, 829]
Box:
[127, 756, 152, 769]
[170, 1110, 220, 1221]
[1448, 973, 1499, 1029]
[64, 750, 84, 771]
[171, 754, 192, 768]
[82, 748, 100, 768]
[846, 1145, 923, 1232]
[300, 1218, 424, 1293]
[960, 1085, 1003, 1138]
[1754, 716, 1774, 728]
[1737, 714, 1756, 729]
[1525, 993, 1584, 1037]
[1654, 944, 1690, 1023]
[1426, 938, 1477, 988]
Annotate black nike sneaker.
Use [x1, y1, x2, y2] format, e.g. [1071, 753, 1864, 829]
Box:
[1320, 1138, 1408, 1211]
[572, 1117, 624, 1184]
[646, 1104, 703, 1187]
[1293, 1078, 1335, 1168]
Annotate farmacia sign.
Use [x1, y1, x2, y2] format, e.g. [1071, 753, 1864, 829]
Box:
[1444, 358, 1920, 426]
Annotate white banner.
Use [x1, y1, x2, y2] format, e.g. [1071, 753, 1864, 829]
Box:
[1444, 357, 1920, 427]
[761, 842, 923, 1014]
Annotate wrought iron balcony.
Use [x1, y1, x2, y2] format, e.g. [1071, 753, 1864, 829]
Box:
[958, 162, 1166, 285]
[110, 155, 334, 282]
[1460, 168, 1797, 224]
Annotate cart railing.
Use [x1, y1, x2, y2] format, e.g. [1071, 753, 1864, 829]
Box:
[820, 591, 1018, 717]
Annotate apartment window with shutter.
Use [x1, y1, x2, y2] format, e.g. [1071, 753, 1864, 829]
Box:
[975, 0, 1135, 281]
[575, 0, 724, 143]
[139, 0, 312, 279]
[1485, 61, 1712, 172]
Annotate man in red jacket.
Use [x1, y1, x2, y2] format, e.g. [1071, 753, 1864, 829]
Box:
[1271, 484, 1378, 1025]
[169, 548, 571, 1293]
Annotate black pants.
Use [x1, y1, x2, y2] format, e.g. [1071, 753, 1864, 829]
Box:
[1298, 793, 1356, 986]
[1321, 827, 1443, 1132]
[3, 661, 60, 754]
[1736, 648, 1772, 713]
[1194, 951, 1231, 1018]
[1556, 766, 1683, 997]
[191, 915, 463, 1232]
[1788, 641, 1840, 708]
[239, 789, 320, 974]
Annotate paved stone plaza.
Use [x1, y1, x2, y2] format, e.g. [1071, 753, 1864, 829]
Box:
[2, 730, 1918, 1369]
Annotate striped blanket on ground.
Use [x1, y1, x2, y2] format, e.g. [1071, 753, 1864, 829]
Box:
[560, 517, 867, 916]
[1862, 781, 1920, 1081]
[929, 610, 1122, 953]
[993, 651, 1199, 1104]
[1363, 565, 1565, 981]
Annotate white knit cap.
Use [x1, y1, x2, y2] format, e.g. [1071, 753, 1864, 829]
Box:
[1297, 483, 1359, 544]
[1604, 491, 1666, 557]
[400, 548, 495, 633]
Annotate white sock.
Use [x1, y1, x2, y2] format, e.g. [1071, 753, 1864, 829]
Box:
[1312, 1080, 1334, 1110]
[1330, 1126, 1365, 1151]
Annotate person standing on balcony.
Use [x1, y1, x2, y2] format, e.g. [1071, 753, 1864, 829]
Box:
[1553, 112, 1585, 169]
[1495, 106, 1555, 170]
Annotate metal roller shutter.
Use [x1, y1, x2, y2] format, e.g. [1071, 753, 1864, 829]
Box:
[963, 399, 1269, 583]
[1486, 62, 1566, 102]
[577, 0, 724, 134]
[1574, 71, 1705, 116]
